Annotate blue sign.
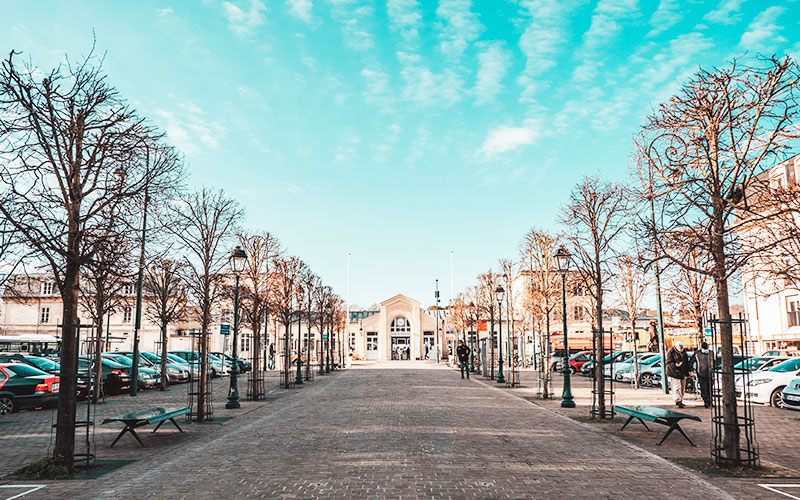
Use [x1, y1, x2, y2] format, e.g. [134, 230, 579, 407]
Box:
[220, 324, 230, 335]
[323, 334, 328, 340]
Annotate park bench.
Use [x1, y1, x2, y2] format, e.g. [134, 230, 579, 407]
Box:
[613, 405, 702, 447]
[102, 407, 189, 448]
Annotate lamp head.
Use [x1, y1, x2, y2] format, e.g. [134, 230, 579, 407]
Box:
[495, 285, 505, 302]
[555, 246, 570, 273]
[230, 246, 247, 274]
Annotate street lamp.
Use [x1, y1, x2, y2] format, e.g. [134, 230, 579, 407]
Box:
[555, 245, 575, 408]
[325, 301, 332, 374]
[496, 285, 505, 384]
[226, 245, 247, 409]
[468, 302, 476, 373]
[294, 286, 304, 385]
[129, 145, 150, 397]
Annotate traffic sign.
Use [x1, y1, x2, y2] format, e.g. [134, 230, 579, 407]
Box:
[323, 334, 328, 340]
[220, 324, 230, 335]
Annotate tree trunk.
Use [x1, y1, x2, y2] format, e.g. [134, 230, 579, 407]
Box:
[160, 323, 168, 391]
[198, 313, 209, 422]
[93, 295, 104, 403]
[54, 260, 79, 468]
[594, 258, 606, 418]
[712, 228, 740, 462]
[489, 314, 495, 379]
[543, 308, 551, 398]
[631, 318, 639, 389]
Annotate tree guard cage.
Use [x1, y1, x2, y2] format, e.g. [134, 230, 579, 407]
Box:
[247, 332, 265, 400]
[709, 315, 759, 468]
[279, 327, 294, 389]
[187, 330, 213, 421]
[506, 335, 520, 388]
[591, 327, 615, 420]
[480, 339, 488, 377]
[303, 331, 315, 382]
[536, 331, 554, 399]
[51, 320, 96, 469]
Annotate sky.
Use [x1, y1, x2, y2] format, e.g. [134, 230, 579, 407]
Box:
[2, 0, 799, 308]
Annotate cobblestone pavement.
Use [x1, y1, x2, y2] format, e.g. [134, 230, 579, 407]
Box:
[0, 363, 746, 500]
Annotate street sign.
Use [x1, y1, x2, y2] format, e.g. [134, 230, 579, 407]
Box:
[322, 334, 328, 340]
[704, 327, 713, 337]
[220, 324, 230, 335]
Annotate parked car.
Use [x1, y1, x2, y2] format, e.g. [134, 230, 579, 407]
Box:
[166, 353, 200, 379]
[652, 370, 696, 393]
[581, 351, 633, 378]
[614, 354, 661, 383]
[116, 351, 190, 384]
[103, 354, 159, 389]
[207, 354, 229, 375]
[169, 351, 223, 378]
[637, 358, 666, 387]
[211, 352, 252, 372]
[781, 377, 800, 410]
[0, 363, 59, 415]
[762, 349, 800, 357]
[603, 352, 654, 378]
[736, 357, 800, 407]
[0, 353, 91, 398]
[77, 356, 131, 395]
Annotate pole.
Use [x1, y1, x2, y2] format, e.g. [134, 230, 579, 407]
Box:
[130, 148, 149, 397]
[226, 274, 241, 408]
[326, 309, 331, 374]
[650, 196, 669, 394]
[560, 272, 575, 407]
[497, 298, 505, 384]
[435, 280, 440, 363]
[344, 252, 350, 368]
[295, 310, 304, 385]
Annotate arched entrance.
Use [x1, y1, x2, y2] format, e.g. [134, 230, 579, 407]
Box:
[390, 317, 411, 360]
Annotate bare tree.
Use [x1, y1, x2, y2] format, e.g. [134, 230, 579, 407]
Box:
[237, 231, 282, 397]
[634, 55, 800, 462]
[162, 188, 242, 421]
[143, 256, 188, 391]
[519, 228, 562, 398]
[271, 256, 307, 386]
[299, 269, 321, 379]
[0, 49, 181, 467]
[313, 284, 335, 371]
[664, 245, 714, 338]
[614, 254, 649, 388]
[560, 176, 629, 418]
[475, 271, 499, 378]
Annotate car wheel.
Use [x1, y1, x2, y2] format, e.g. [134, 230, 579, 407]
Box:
[641, 373, 653, 387]
[0, 395, 17, 415]
[770, 386, 786, 408]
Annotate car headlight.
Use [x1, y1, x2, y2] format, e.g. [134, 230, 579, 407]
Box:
[167, 368, 179, 375]
[748, 378, 772, 386]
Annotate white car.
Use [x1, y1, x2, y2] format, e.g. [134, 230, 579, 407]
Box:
[605, 352, 658, 379]
[782, 377, 800, 410]
[736, 357, 800, 407]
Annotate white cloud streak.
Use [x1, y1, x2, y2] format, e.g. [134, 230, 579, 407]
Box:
[647, 0, 681, 37]
[221, 0, 266, 35]
[436, 0, 483, 61]
[739, 6, 786, 51]
[703, 0, 747, 25]
[478, 120, 540, 156]
[387, 0, 422, 48]
[474, 42, 510, 105]
[286, 0, 312, 23]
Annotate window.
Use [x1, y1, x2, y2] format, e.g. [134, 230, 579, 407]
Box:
[241, 335, 250, 352]
[349, 332, 356, 349]
[573, 306, 584, 321]
[40, 307, 50, 324]
[123, 283, 134, 295]
[788, 299, 800, 327]
[390, 317, 411, 335]
[42, 282, 54, 295]
[123, 307, 132, 323]
[366, 333, 378, 351]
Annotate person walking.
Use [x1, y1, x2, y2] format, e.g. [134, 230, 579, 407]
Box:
[666, 341, 691, 408]
[456, 340, 471, 379]
[692, 341, 713, 408]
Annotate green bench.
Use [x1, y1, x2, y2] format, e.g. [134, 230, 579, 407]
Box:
[102, 407, 189, 448]
[614, 405, 702, 446]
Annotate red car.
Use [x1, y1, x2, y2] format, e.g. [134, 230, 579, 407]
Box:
[0, 363, 60, 415]
[568, 351, 594, 373]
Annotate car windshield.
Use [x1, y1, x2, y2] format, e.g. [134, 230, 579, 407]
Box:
[734, 357, 768, 371]
[769, 358, 800, 373]
[7, 364, 49, 377]
[641, 356, 661, 365]
[105, 355, 133, 367]
[25, 356, 59, 371]
[167, 354, 189, 364]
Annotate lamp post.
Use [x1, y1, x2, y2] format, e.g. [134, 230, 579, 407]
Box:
[226, 245, 247, 409]
[294, 286, 305, 385]
[556, 246, 575, 408]
[468, 302, 476, 373]
[434, 280, 440, 363]
[496, 285, 505, 384]
[325, 302, 332, 374]
[129, 146, 150, 397]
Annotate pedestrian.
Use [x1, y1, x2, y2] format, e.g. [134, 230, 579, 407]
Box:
[456, 340, 471, 379]
[692, 341, 713, 408]
[666, 341, 692, 408]
[268, 343, 275, 370]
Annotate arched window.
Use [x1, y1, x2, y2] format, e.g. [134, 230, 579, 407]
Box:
[390, 317, 411, 334]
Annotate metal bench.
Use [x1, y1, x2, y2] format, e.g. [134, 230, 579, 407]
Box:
[614, 405, 702, 446]
[102, 407, 189, 448]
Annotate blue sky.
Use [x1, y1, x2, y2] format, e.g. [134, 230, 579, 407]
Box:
[2, 0, 799, 308]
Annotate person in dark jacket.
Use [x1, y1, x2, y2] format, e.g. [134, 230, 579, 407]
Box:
[666, 341, 692, 408]
[456, 340, 471, 379]
[692, 341, 713, 408]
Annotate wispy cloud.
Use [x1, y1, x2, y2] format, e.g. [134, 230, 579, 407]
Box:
[154, 99, 228, 155]
[286, 0, 312, 23]
[474, 42, 510, 105]
[647, 0, 681, 37]
[436, 0, 483, 61]
[573, 0, 639, 83]
[703, 0, 747, 25]
[516, 0, 578, 102]
[360, 67, 394, 111]
[327, 0, 375, 51]
[387, 0, 422, 49]
[156, 7, 174, 19]
[397, 52, 463, 108]
[739, 6, 786, 51]
[221, 0, 266, 35]
[478, 120, 540, 157]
